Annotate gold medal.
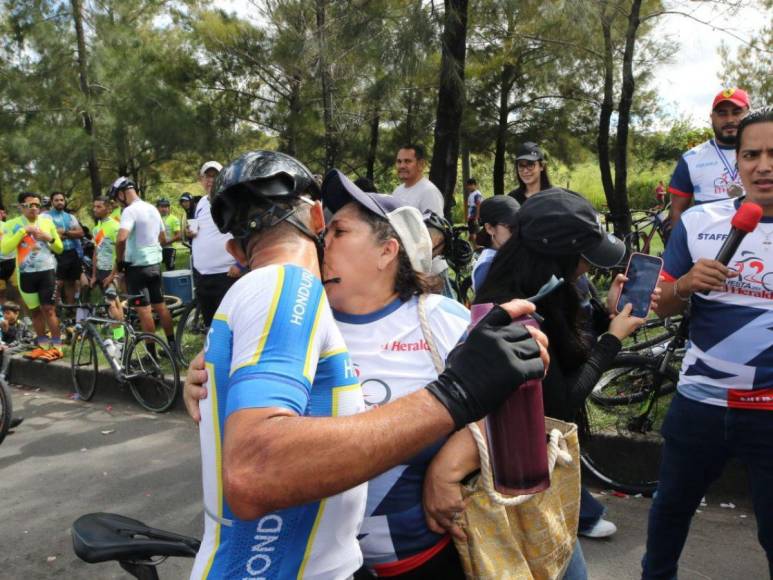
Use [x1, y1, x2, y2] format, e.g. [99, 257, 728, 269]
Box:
[727, 183, 743, 198]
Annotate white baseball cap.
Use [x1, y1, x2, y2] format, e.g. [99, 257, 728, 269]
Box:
[199, 160, 223, 176]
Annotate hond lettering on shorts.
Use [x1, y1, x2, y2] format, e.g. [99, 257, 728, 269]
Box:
[243, 515, 282, 578]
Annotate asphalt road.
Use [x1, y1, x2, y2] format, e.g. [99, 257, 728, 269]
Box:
[0, 383, 768, 579]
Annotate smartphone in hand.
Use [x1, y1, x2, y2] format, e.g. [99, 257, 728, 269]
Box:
[616, 253, 663, 318]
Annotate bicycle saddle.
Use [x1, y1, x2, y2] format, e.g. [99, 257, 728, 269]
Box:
[72, 513, 200, 563]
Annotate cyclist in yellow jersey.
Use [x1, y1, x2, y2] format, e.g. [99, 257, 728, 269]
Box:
[157, 198, 181, 270]
[0, 192, 64, 361]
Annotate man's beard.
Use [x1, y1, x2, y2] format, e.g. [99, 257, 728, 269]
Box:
[714, 126, 737, 146]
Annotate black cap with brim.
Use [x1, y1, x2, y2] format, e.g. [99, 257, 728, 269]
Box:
[581, 232, 627, 269]
[515, 142, 544, 162]
[517, 188, 626, 269]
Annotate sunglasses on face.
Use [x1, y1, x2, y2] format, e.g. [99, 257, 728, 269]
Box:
[22, 203, 41, 209]
[517, 161, 537, 170]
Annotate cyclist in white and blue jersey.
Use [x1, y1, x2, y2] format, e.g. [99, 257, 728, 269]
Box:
[643, 108, 773, 580]
[668, 88, 751, 228]
[187, 151, 549, 579]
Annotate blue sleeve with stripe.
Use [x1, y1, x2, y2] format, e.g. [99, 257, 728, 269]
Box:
[668, 156, 693, 197]
[224, 266, 326, 418]
[662, 219, 693, 279]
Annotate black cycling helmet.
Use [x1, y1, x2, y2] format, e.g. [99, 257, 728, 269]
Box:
[423, 211, 453, 253]
[156, 197, 170, 207]
[107, 177, 137, 200]
[211, 150, 320, 241]
[448, 236, 474, 269]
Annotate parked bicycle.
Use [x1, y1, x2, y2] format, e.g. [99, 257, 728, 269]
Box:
[70, 294, 180, 413]
[580, 314, 689, 496]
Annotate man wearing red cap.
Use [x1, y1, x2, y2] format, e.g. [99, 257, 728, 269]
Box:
[668, 88, 751, 227]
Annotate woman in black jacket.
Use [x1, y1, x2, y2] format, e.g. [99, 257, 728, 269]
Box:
[423, 189, 660, 553]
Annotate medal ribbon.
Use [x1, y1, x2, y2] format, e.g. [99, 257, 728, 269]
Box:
[711, 139, 739, 183]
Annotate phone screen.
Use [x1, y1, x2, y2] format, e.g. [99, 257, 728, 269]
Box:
[617, 253, 663, 318]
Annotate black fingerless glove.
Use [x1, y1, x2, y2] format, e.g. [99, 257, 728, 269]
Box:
[426, 305, 545, 429]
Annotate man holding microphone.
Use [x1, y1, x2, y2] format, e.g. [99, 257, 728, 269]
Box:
[643, 108, 773, 579]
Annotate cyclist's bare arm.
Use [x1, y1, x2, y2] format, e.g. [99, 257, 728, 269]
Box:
[668, 195, 691, 228]
[223, 391, 454, 520]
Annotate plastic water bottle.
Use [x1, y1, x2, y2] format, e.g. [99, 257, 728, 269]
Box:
[104, 339, 117, 360]
[470, 303, 550, 496]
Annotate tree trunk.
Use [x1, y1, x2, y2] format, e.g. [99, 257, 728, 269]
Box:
[429, 0, 469, 218]
[597, 2, 615, 215]
[612, 0, 642, 238]
[366, 101, 380, 182]
[493, 64, 515, 197]
[404, 89, 415, 144]
[316, 0, 337, 170]
[71, 0, 102, 199]
[283, 76, 302, 157]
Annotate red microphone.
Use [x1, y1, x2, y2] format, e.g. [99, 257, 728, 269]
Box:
[702, 202, 763, 295]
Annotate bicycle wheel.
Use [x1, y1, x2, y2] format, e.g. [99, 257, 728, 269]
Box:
[581, 356, 679, 496]
[0, 380, 10, 445]
[624, 317, 681, 353]
[126, 333, 180, 413]
[70, 330, 98, 401]
[590, 353, 678, 406]
[175, 301, 206, 367]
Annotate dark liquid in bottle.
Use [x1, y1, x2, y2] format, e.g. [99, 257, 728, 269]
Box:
[470, 305, 550, 496]
[485, 377, 550, 495]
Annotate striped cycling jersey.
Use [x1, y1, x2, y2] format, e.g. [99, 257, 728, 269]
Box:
[669, 139, 743, 204]
[191, 264, 367, 580]
[94, 217, 119, 271]
[0, 215, 62, 273]
[662, 198, 773, 409]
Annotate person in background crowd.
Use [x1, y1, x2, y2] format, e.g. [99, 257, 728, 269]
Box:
[668, 88, 751, 228]
[0, 206, 20, 306]
[471, 195, 520, 293]
[1, 300, 24, 430]
[90, 197, 120, 295]
[157, 198, 181, 271]
[187, 160, 242, 327]
[424, 210, 457, 299]
[642, 107, 773, 580]
[46, 191, 84, 305]
[465, 178, 483, 245]
[393, 144, 444, 215]
[1, 192, 63, 361]
[508, 142, 553, 204]
[109, 177, 175, 352]
[654, 180, 666, 207]
[179, 192, 197, 221]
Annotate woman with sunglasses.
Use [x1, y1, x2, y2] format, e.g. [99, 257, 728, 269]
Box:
[508, 142, 553, 204]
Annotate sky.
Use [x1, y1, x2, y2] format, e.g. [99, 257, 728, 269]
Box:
[654, 1, 768, 128]
[220, 0, 768, 131]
